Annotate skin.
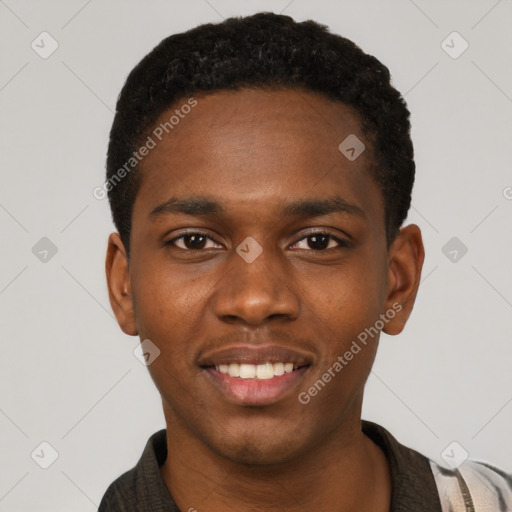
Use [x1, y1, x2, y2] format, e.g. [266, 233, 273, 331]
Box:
[106, 87, 424, 512]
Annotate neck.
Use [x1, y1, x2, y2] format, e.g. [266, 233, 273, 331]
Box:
[159, 413, 391, 512]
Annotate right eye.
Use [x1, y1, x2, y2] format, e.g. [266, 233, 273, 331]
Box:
[165, 232, 223, 251]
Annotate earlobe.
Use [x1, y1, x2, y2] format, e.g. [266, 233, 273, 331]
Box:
[105, 232, 138, 336]
[382, 224, 425, 336]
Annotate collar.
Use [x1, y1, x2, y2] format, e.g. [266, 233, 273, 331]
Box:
[101, 420, 443, 511]
[361, 420, 443, 511]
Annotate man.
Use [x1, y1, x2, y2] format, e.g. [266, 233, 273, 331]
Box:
[99, 12, 511, 511]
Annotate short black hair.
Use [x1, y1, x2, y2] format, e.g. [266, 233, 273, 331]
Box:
[106, 12, 414, 254]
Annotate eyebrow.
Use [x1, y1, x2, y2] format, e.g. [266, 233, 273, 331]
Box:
[149, 195, 365, 219]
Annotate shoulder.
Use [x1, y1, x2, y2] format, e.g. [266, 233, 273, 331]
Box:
[98, 429, 170, 512]
[429, 458, 512, 511]
[98, 466, 138, 511]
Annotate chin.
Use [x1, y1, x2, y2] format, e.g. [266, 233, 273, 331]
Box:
[222, 442, 297, 466]
[207, 424, 310, 467]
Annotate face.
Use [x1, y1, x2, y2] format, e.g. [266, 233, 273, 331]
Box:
[106, 87, 424, 466]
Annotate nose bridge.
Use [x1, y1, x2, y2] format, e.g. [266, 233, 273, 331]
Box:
[212, 237, 299, 325]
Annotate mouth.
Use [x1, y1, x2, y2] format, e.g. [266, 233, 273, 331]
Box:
[213, 361, 306, 379]
[199, 345, 313, 406]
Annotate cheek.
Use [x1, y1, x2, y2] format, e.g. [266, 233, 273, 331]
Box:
[130, 268, 207, 371]
[133, 257, 204, 320]
[130, 270, 207, 403]
[308, 259, 385, 327]
[302, 258, 387, 386]
[300, 284, 381, 415]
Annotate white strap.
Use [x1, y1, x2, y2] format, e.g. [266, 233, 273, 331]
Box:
[430, 459, 512, 512]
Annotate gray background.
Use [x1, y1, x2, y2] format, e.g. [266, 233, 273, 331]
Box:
[1, 0, 511, 510]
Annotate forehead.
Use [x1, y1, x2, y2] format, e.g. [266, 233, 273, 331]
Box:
[133, 87, 382, 226]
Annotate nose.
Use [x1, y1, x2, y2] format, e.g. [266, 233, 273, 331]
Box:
[212, 243, 300, 327]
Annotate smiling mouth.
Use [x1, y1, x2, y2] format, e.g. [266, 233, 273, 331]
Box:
[198, 344, 313, 405]
[201, 363, 311, 406]
[212, 362, 309, 380]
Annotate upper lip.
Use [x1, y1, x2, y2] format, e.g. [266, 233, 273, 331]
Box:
[198, 344, 313, 367]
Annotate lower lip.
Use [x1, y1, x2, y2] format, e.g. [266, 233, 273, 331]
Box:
[204, 367, 309, 406]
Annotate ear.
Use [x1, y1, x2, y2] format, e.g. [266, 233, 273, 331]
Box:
[382, 224, 425, 336]
[105, 232, 138, 336]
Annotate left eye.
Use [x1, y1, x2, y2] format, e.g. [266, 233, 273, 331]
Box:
[292, 233, 348, 251]
[168, 233, 221, 250]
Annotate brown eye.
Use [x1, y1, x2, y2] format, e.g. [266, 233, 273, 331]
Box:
[182, 234, 207, 249]
[292, 232, 351, 251]
[307, 234, 330, 250]
[166, 232, 221, 250]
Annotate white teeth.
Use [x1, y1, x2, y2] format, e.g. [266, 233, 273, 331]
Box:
[227, 363, 240, 377]
[239, 364, 256, 378]
[214, 362, 299, 379]
[273, 362, 285, 376]
[256, 363, 274, 380]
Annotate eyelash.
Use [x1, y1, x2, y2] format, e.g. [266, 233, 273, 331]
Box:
[165, 230, 352, 251]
